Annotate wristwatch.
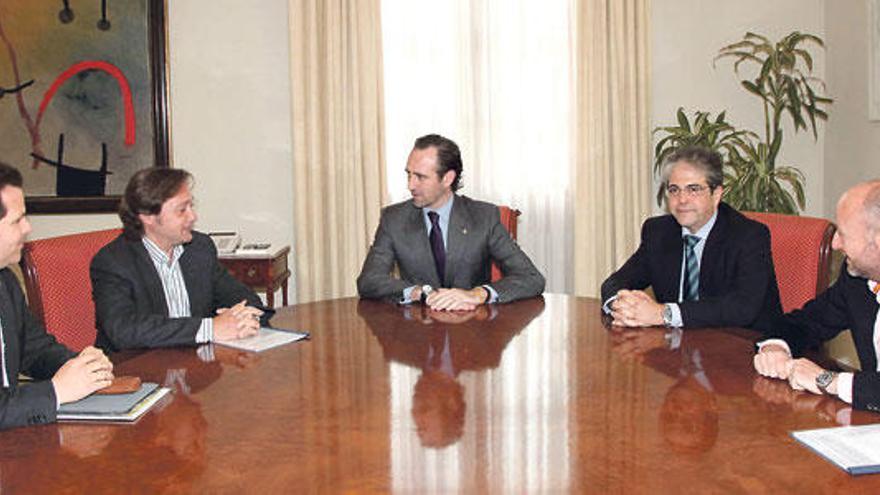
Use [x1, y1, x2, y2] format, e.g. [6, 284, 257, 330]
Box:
[661, 304, 674, 327]
[419, 285, 433, 304]
[816, 370, 837, 393]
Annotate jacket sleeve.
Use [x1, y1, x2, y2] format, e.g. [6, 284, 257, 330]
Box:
[600, 221, 653, 303]
[485, 208, 545, 303]
[0, 270, 73, 430]
[208, 251, 274, 326]
[0, 380, 60, 430]
[764, 265, 853, 355]
[679, 223, 777, 328]
[357, 210, 411, 301]
[91, 250, 204, 350]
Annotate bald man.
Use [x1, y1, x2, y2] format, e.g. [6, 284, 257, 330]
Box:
[754, 180, 880, 412]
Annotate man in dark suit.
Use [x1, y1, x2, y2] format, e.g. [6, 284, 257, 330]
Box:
[357, 134, 545, 311]
[601, 146, 782, 330]
[91, 168, 271, 352]
[0, 161, 113, 430]
[755, 180, 880, 411]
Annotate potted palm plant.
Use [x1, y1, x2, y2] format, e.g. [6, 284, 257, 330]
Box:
[654, 31, 832, 214]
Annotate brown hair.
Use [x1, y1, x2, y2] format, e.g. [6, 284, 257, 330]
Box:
[119, 168, 192, 240]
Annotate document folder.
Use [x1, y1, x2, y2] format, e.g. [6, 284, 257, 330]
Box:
[58, 382, 170, 422]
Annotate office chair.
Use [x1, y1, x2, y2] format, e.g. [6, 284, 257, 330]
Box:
[743, 212, 836, 313]
[19, 228, 121, 351]
[492, 206, 521, 283]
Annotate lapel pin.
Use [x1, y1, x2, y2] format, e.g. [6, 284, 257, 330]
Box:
[462, 228, 468, 235]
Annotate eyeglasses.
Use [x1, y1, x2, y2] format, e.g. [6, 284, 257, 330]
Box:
[666, 184, 712, 198]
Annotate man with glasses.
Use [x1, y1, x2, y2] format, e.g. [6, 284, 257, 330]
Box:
[601, 146, 782, 330]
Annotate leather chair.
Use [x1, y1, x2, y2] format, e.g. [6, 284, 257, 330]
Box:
[19, 229, 121, 351]
[743, 212, 836, 313]
[492, 206, 521, 282]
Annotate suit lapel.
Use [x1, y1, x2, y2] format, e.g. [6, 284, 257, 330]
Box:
[699, 205, 728, 295]
[405, 206, 442, 287]
[445, 197, 472, 288]
[131, 240, 171, 316]
[180, 244, 208, 315]
[0, 273, 18, 385]
[658, 223, 684, 300]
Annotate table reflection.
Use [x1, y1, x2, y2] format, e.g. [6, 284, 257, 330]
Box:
[359, 298, 545, 448]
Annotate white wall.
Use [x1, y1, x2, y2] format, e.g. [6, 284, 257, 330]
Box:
[652, 0, 826, 216]
[30, 0, 295, 254]
[823, 0, 880, 215]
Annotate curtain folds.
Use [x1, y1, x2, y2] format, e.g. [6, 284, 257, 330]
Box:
[289, 0, 387, 302]
[573, 0, 652, 297]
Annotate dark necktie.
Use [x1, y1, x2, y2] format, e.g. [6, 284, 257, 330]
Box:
[427, 211, 446, 286]
[682, 234, 700, 301]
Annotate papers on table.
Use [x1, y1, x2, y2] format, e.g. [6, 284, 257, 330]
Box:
[58, 382, 170, 422]
[792, 423, 880, 475]
[214, 327, 309, 353]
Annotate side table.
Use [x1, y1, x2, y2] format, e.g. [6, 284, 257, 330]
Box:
[218, 246, 291, 307]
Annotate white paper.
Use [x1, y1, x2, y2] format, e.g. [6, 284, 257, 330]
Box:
[792, 423, 880, 474]
[214, 327, 308, 352]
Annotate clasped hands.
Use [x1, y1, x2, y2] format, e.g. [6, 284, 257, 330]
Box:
[753, 344, 832, 395]
[413, 286, 488, 311]
[610, 290, 664, 327]
[213, 300, 264, 341]
[52, 346, 114, 404]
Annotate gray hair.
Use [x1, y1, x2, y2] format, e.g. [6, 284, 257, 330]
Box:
[660, 146, 724, 190]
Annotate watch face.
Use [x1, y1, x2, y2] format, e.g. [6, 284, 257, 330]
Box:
[816, 371, 834, 389]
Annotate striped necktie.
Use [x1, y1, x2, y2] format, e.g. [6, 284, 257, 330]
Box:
[682, 235, 701, 301]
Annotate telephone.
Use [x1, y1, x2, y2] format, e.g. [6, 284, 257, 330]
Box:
[208, 231, 241, 254]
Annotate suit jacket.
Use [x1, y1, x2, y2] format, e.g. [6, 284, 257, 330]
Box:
[0, 268, 75, 430]
[601, 202, 782, 330]
[765, 263, 880, 411]
[91, 231, 270, 352]
[356, 195, 545, 303]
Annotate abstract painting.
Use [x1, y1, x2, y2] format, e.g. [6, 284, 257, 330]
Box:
[0, 0, 168, 213]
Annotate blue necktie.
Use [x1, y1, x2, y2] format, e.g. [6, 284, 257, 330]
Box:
[682, 235, 700, 302]
[427, 211, 446, 286]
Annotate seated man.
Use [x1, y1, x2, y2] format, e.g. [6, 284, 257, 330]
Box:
[755, 180, 880, 411]
[91, 168, 272, 352]
[601, 146, 781, 330]
[0, 162, 113, 430]
[357, 134, 545, 310]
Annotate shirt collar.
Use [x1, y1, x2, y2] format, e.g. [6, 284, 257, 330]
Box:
[423, 194, 455, 220]
[142, 236, 184, 266]
[869, 280, 880, 302]
[681, 209, 718, 241]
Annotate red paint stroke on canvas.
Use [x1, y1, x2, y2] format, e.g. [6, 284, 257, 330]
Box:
[0, 14, 42, 167]
[36, 60, 136, 152]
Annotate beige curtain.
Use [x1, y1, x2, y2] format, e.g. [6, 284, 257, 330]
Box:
[573, 0, 652, 297]
[289, 0, 387, 302]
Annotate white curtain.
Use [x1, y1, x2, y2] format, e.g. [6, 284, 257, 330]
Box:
[381, 0, 575, 294]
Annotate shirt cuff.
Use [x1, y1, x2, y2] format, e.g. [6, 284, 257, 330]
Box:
[757, 339, 792, 356]
[667, 303, 684, 328]
[400, 286, 417, 305]
[602, 295, 617, 314]
[836, 372, 854, 404]
[196, 318, 214, 344]
[482, 285, 498, 304]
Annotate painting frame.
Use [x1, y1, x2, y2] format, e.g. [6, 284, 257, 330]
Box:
[11, 0, 170, 214]
[871, 0, 880, 121]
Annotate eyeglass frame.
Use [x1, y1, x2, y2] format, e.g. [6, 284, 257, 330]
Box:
[664, 183, 716, 198]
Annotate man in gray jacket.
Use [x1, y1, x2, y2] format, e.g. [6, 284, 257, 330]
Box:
[357, 134, 544, 311]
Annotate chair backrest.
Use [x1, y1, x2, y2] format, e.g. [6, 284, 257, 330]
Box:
[19, 229, 121, 351]
[492, 206, 521, 283]
[742, 212, 836, 313]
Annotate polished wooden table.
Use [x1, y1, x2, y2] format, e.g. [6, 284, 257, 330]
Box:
[2, 295, 879, 493]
